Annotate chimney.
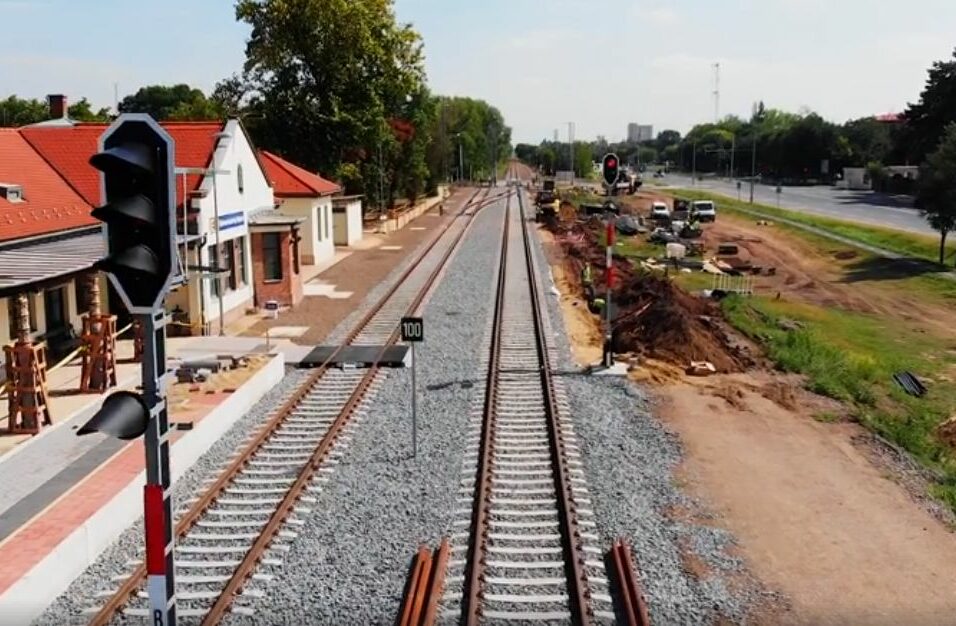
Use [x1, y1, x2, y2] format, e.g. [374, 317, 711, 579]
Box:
[48, 94, 67, 119]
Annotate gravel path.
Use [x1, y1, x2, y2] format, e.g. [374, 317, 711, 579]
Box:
[523, 193, 762, 624]
[222, 195, 507, 625]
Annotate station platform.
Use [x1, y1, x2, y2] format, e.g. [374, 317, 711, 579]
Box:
[0, 338, 287, 624]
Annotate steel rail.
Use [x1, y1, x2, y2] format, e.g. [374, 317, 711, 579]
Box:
[516, 186, 592, 623]
[200, 186, 500, 624]
[88, 186, 490, 626]
[462, 191, 511, 625]
[609, 538, 651, 626]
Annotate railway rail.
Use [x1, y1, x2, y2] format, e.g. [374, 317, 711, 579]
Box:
[84, 185, 506, 625]
[427, 183, 616, 623]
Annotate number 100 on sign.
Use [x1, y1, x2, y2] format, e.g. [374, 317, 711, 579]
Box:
[401, 317, 424, 342]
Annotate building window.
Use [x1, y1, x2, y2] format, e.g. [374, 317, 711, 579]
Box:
[236, 237, 247, 287]
[316, 207, 323, 242]
[209, 244, 220, 297]
[323, 206, 329, 240]
[74, 279, 90, 316]
[44, 287, 67, 331]
[237, 164, 244, 194]
[223, 240, 237, 291]
[292, 231, 300, 275]
[263, 233, 282, 281]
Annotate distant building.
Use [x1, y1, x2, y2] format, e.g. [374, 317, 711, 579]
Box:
[627, 123, 653, 143]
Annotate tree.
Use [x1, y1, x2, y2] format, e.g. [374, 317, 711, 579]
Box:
[68, 97, 112, 122]
[904, 48, 956, 163]
[235, 0, 431, 206]
[917, 122, 956, 264]
[0, 96, 48, 127]
[655, 129, 680, 153]
[118, 84, 222, 120]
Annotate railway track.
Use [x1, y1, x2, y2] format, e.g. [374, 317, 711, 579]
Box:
[83, 185, 507, 625]
[433, 185, 616, 623]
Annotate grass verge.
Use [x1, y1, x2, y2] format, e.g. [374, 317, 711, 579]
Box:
[669, 188, 952, 265]
[721, 294, 956, 512]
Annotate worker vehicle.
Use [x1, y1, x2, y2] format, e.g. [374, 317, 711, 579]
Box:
[650, 201, 670, 219]
[692, 200, 717, 222]
[534, 178, 559, 222]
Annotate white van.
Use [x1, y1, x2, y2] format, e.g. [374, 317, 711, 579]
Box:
[692, 200, 716, 222]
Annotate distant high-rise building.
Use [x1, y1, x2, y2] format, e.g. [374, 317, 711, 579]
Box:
[554, 129, 559, 143]
[627, 123, 654, 143]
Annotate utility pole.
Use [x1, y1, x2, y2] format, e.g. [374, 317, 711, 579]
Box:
[730, 134, 735, 180]
[568, 121, 575, 182]
[750, 137, 757, 203]
[692, 140, 697, 186]
[713, 62, 720, 123]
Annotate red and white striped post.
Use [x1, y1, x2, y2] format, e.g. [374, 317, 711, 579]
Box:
[604, 220, 615, 368]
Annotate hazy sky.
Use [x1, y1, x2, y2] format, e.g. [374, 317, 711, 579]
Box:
[4, 0, 955, 143]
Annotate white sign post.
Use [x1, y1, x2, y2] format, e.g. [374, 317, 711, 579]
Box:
[400, 317, 424, 457]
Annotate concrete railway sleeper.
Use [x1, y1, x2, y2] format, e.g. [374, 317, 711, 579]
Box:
[432, 181, 616, 624]
[83, 186, 496, 626]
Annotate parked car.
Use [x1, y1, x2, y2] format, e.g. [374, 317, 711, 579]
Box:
[692, 200, 717, 222]
[650, 201, 670, 219]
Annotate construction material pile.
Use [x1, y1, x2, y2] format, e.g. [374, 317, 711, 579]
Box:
[613, 275, 751, 373]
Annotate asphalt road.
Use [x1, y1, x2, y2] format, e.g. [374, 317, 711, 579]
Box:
[659, 173, 930, 235]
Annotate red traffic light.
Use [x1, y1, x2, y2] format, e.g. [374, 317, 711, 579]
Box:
[602, 153, 621, 188]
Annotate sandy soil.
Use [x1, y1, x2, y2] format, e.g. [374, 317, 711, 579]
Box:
[660, 375, 956, 625]
[538, 227, 603, 366]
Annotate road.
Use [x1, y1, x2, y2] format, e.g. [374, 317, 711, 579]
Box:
[659, 173, 930, 235]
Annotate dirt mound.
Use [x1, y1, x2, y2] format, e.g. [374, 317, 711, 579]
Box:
[613, 276, 751, 373]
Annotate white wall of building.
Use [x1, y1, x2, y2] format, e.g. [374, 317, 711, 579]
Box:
[192, 120, 274, 326]
[333, 199, 363, 246]
[277, 196, 334, 265]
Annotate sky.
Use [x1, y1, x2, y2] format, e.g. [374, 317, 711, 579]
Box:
[3, 0, 955, 144]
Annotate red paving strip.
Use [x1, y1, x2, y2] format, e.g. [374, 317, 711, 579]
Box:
[0, 390, 233, 595]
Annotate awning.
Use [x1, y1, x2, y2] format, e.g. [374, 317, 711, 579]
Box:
[0, 232, 104, 297]
[248, 212, 306, 228]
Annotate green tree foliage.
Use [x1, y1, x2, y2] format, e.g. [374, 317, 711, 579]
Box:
[0, 96, 48, 126]
[67, 97, 112, 122]
[0, 95, 112, 126]
[904, 48, 956, 163]
[425, 96, 511, 185]
[233, 0, 449, 207]
[118, 84, 222, 120]
[916, 123, 956, 264]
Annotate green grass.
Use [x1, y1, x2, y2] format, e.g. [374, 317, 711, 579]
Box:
[721, 294, 956, 510]
[669, 188, 952, 265]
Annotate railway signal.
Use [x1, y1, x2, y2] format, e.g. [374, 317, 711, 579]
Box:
[602, 153, 620, 190]
[78, 114, 180, 626]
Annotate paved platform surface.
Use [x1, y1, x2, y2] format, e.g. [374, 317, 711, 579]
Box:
[0, 345, 280, 599]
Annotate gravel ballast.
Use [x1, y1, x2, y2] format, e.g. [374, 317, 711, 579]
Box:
[35, 369, 312, 626]
[222, 196, 507, 625]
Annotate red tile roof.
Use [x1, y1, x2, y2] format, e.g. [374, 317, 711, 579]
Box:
[259, 150, 341, 197]
[0, 129, 95, 242]
[20, 121, 226, 209]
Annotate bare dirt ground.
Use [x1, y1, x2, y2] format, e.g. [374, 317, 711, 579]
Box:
[538, 210, 956, 625]
[662, 374, 956, 625]
[622, 190, 956, 340]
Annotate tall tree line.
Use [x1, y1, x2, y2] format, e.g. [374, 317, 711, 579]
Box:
[0, 0, 512, 210]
